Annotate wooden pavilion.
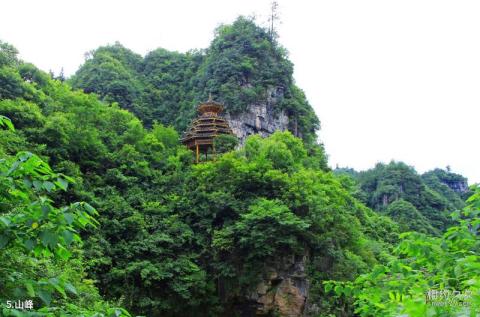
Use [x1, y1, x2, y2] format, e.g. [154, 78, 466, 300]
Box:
[181, 96, 234, 163]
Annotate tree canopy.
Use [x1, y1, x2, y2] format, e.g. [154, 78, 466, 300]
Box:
[70, 17, 320, 142]
[335, 161, 469, 234]
[0, 16, 477, 317]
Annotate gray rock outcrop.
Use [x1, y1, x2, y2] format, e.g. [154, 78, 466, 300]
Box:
[224, 87, 292, 144]
[247, 254, 309, 317]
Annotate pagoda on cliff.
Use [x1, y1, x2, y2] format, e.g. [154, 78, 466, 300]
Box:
[181, 95, 234, 163]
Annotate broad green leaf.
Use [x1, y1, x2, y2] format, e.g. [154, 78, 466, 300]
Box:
[64, 282, 78, 295]
[389, 291, 395, 301]
[24, 239, 35, 251]
[41, 204, 52, 219]
[0, 234, 10, 248]
[62, 230, 73, 245]
[43, 181, 55, 192]
[0, 115, 15, 131]
[55, 177, 69, 191]
[25, 282, 35, 297]
[23, 177, 33, 188]
[48, 277, 66, 297]
[324, 282, 333, 293]
[39, 230, 58, 249]
[83, 203, 97, 215]
[38, 289, 52, 305]
[334, 284, 343, 295]
[32, 180, 42, 190]
[55, 245, 71, 260]
[0, 216, 11, 227]
[63, 213, 74, 225]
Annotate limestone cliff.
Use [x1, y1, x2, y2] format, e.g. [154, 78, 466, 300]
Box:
[442, 179, 469, 193]
[251, 255, 309, 317]
[224, 87, 292, 145]
[226, 254, 309, 317]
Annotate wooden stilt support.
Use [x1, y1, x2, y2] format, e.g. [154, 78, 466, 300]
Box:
[196, 144, 199, 163]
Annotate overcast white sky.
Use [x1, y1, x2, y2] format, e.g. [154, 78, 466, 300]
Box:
[1, 0, 479, 183]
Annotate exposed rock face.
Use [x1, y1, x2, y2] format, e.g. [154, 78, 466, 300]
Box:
[221, 88, 308, 316]
[247, 254, 309, 317]
[443, 180, 469, 193]
[224, 87, 291, 144]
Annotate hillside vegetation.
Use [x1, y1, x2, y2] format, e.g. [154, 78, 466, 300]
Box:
[0, 16, 478, 317]
[70, 17, 319, 143]
[335, 162, 470, 235]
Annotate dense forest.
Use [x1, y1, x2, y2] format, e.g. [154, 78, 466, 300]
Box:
[335, 163, 471, 235]
[69, 17, 319, 144]
[1, 17, 479, 317]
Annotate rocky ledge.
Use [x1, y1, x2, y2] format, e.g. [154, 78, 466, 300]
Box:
[248, 254, 309, 317]
[224, 87, 291, 144]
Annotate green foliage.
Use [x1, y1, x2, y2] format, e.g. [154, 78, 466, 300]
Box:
[151, 122, 180, 150]
[0, 114, 14, 131]
[70, 43, 142, 102]
[70, 43, 200, 132]
[385, 199, 437, 234]
[0, 66, 27, 100]
[344, 161, 463, 233]
[70, 17, 320, 142]
[280, 85, 320, 144]
[213, 134, 239, 153]
[243, 131, 307, 172]
[0, 51, 392, 314]
[423, 168, 471, 203]
[0, 40, 19, 67]
[0, 53, 203, 315]
[324, 186, 480, 317]
[141, 48, 203, 129]
[0, 151, 97, 255]
[0, 125, 130, 316]
[19, 63, 51, 88]
[213, 198, 310, 280]
[198, 17, 292, 112]
[179, 131, 397, 314]
[0, 99, 45, 129]
[1, 33, 471, 317]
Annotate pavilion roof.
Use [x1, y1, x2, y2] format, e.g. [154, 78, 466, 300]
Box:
[181, 98, 234, 148]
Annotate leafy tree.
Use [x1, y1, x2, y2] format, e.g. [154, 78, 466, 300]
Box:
[0, 117, 130, 316]
[0, 66, 27, 99]
[385, 199, 437, 235]
[197, 16, 292, 112]
[213, 134, 239, 153]
[423, 168, 471, 204]
[70, 17, 320, 142]
[0, 40, 19, 67]
[1, 34, 471, 317]
[347, 161, 459, 233]
[70, 43, 144, 118]
[325, 186, 480, 317]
